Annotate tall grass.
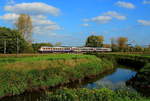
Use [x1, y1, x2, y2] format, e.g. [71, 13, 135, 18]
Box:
[43, 88, 149, 101]
[92, 53, 150, 68]
[0, 54, 114, 97]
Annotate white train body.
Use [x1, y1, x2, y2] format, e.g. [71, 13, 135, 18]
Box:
[39, 46, 112, 53]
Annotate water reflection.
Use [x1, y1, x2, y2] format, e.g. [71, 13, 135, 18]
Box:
[83, 68, 137, 91]
[2, 92, 45, 101]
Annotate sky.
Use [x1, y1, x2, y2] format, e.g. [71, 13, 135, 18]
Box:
[0, 0, 150, 46]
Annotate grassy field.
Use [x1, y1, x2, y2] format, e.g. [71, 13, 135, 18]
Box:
[0, 54, 94, 68]
[0, 54, 114, 98]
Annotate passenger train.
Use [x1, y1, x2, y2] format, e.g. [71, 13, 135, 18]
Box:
[39, 46, 112, 53]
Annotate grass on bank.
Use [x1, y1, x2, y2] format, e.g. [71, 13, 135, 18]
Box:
[44, 88, 149, 101]
[0, 54, 114, 97]
[93, 53, 150, 97]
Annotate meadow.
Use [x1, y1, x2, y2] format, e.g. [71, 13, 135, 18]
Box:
[0, 54, 114, 98]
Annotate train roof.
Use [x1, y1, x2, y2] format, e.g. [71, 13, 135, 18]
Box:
[40, 46, 111, 49]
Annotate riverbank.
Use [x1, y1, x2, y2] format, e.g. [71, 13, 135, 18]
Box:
[43, 88, 149, 101]
[126, 63, 150, 96]
[92, 53, 150, 96]
[0, 54, 114, 99]
[94, 53, 150, 67]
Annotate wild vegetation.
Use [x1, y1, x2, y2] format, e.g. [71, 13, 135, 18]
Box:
[42, 88, 149, 101]
[94, 53, 150, 66]
[126, 63, 150, 96]
[91, 53, 150, 96]
[0, 54, 114, 98]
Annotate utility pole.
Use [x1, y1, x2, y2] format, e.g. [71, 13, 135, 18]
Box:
[4, 40, 6, 54]
[16, 37, 19, 54]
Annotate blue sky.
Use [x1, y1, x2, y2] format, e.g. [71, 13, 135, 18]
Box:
[0, 0, 150, 46]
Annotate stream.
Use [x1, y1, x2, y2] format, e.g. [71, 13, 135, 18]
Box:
[2, 65, 138, 101]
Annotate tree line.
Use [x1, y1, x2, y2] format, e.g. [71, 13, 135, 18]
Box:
[85, 35, 150, 52]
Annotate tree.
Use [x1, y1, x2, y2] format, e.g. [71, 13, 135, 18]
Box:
[117, 37, 128, 51]
[0, 27, 32, 53]
[134, 45, 144, 52]
[103, 44, 111, 48]
[32, 43, 53, 53]
[110, 38, 119, 52]
[54, 42, 62, 47]
[85, 35, 104, 47]
[15, 14, 33, 42]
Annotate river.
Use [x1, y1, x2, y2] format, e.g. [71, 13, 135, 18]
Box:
[2, 65, 138, 101]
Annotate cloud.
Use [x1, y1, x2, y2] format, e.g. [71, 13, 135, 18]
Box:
[104, 11, 126, 20]
[44, 25, 62, 30]
[115, 1, 135, 9]
[0, 2, 62, 35]
[0, 13, 62, 35]
[33, 19, 55, 25]
[83, 19, 90, 22]
[137, 20, 150, 26]
[0, 13, 56, 25]
[0, 2, 64, 39]
[32, 15, 56, 26]
[0, 13, 19, 21]
[4, 2, 60, 16]
[32, 16, 62, 35]
[90, 32, 97, 34]
[83, 11, 126, 24]
[33, 25, 61, 34]
[143, 0, 150, 4]
[7, 0, 15, 5]
[81, 23, 90, 27]
[91, 16, 112, 23]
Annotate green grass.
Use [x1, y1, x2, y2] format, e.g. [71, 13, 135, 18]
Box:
[0, 54, 97, 68]
[0, 54, 114, 97]
[44, 88, 150, 101]
[127, 63, 150, 95]
[92, 53, 150, 67]
[0, 54, 93, 63]
[1, 53, 150, 100]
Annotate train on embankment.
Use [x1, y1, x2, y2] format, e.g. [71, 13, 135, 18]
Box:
[39, 46, 112, 53]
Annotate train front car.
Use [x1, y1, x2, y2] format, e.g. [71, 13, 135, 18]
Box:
[39, 46, 73, 53]
[38, 46, 51, 53]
